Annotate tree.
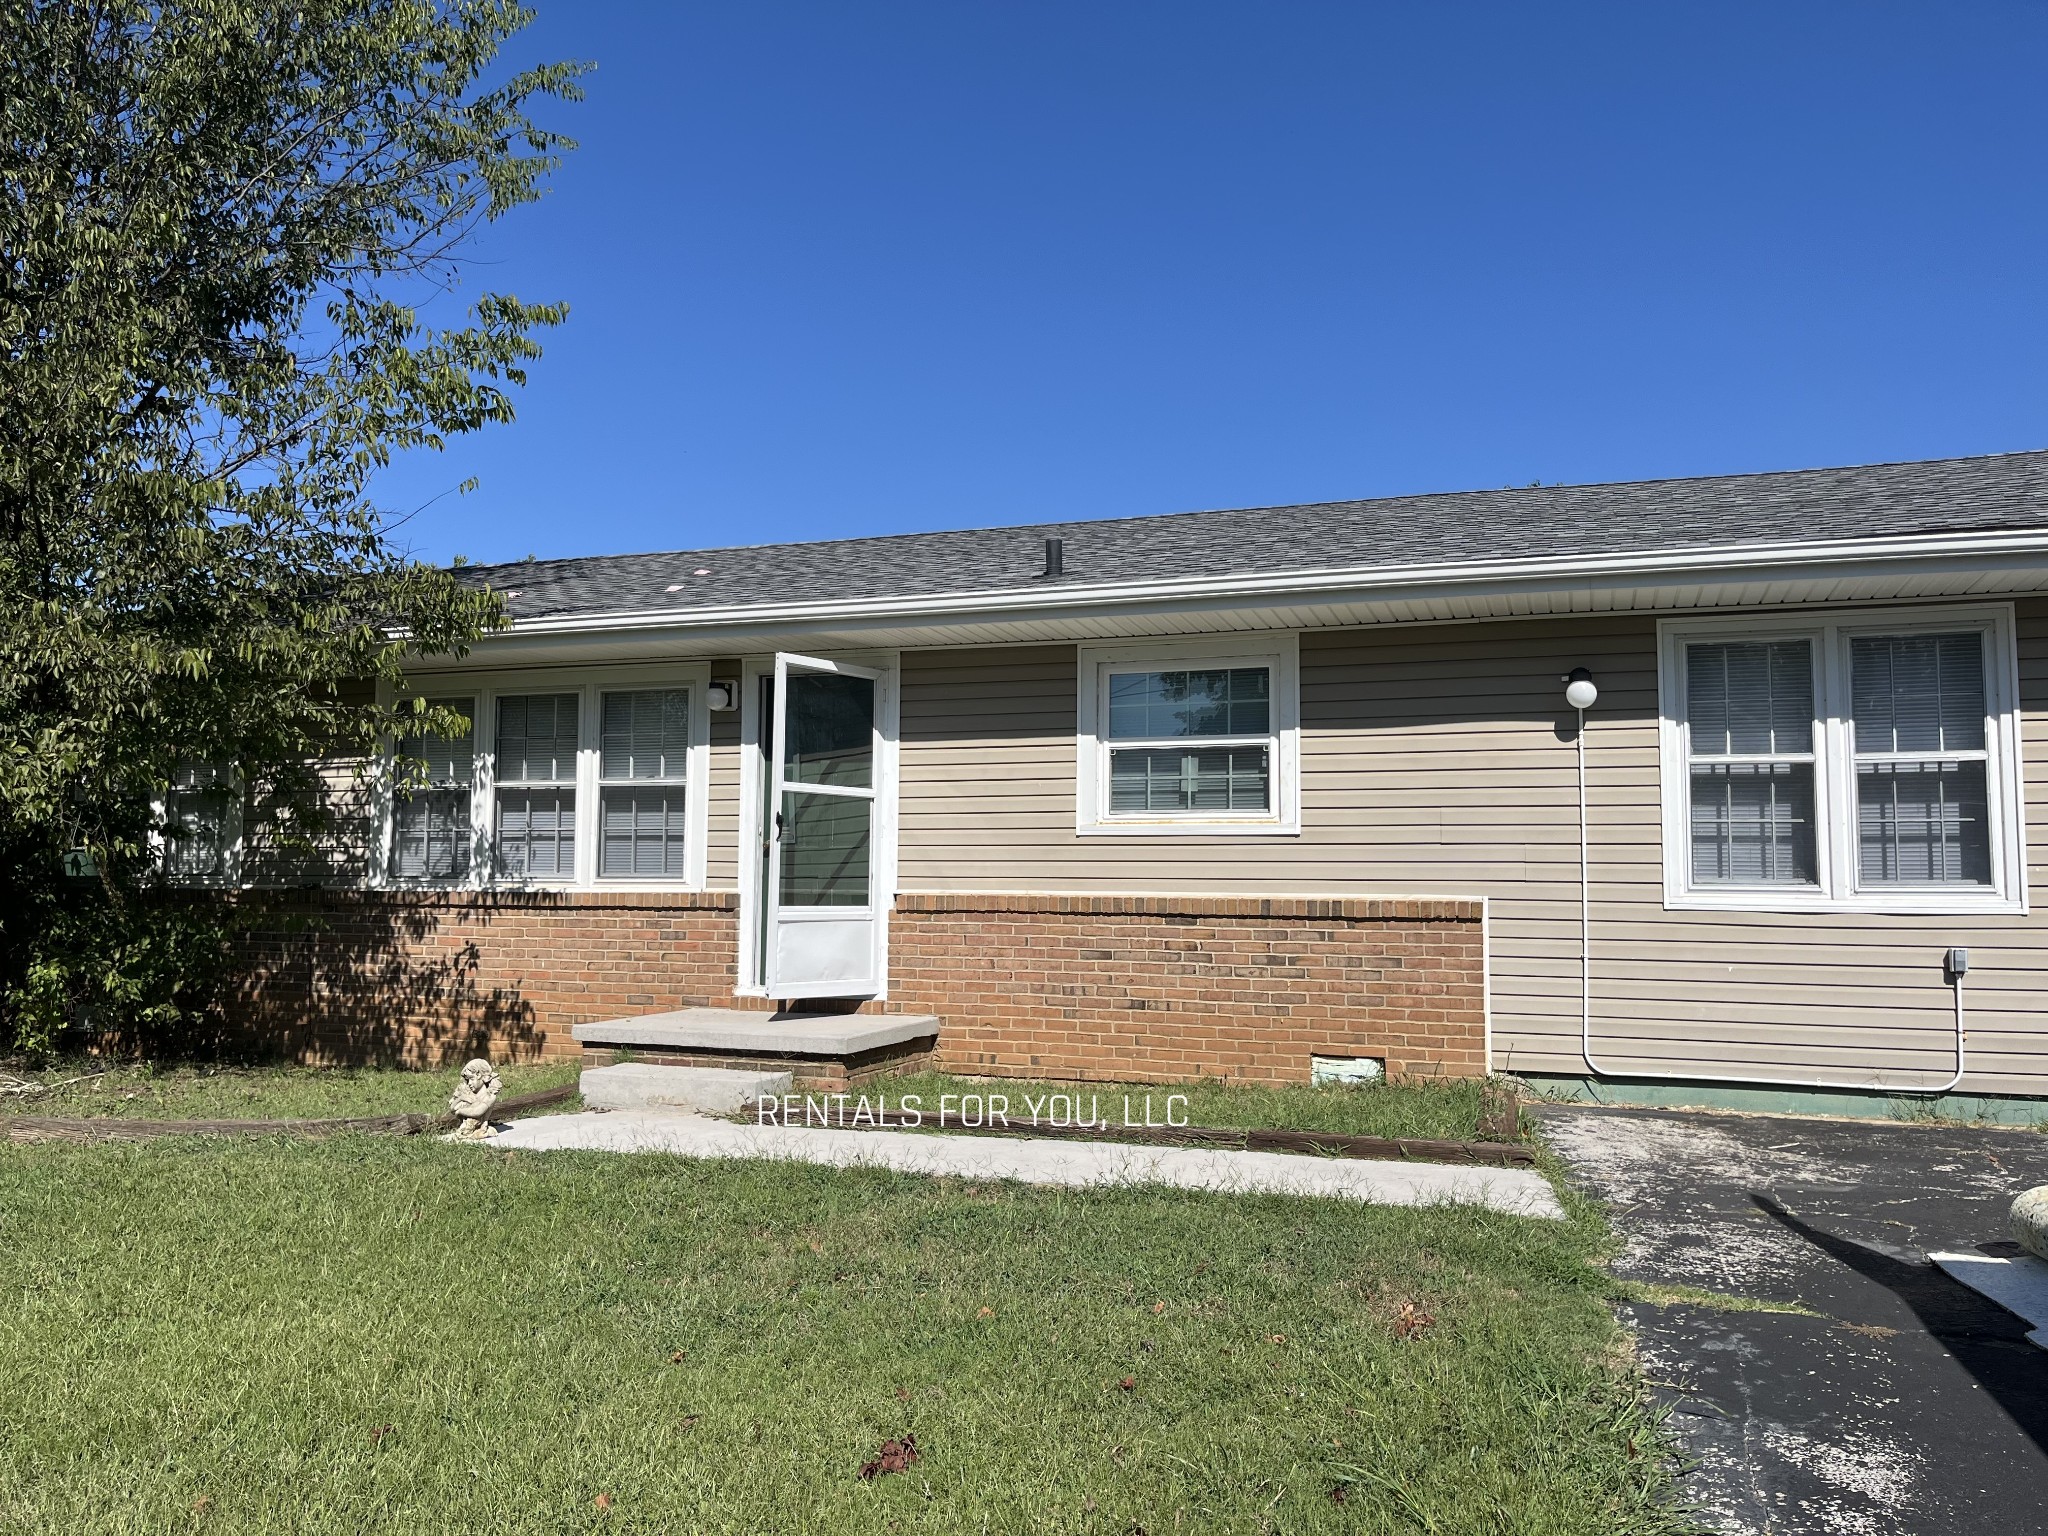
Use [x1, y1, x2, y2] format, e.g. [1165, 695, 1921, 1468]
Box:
[0, 1, 584, 1050]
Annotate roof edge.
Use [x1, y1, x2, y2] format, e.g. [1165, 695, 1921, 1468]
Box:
[459, 447, 2048, 577]
[487, 526, 2048, 638]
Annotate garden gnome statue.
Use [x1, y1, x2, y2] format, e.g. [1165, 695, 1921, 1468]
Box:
[448, 1058, 503, 1140]
[2013, 1186, 2048, 1262]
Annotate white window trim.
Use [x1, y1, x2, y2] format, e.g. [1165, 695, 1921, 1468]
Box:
[382, 689, 480, 887]
[1076, 634, 1301, 837]
[154, 762, 245, 887]
[388, 661, 711, 892]
[1656, 604, 2027, 915]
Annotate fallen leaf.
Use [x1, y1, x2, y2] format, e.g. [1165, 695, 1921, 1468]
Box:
[858, 1435, 920, 1481]
[1268, 1334, 1287, 1345]
[670, 1350, 687, 1364]
[1393, 1301, 1435, 1340]
[369, 1424, 395, 1445]
[976, 1306, 994, 1319]
[594, 1492, 612, 1511]
[1118, 1375, 1136, 1391]
[1151, 1301, 1166, 1314]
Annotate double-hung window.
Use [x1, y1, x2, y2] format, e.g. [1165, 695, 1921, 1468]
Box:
[388, 668, 708, 888]
[1078, 638, 1300, 834]
[392, 699, 476, 882]
[492, 692, 580, 880]
[598, 688, 692, 878]
[1849, 632, 1993, 887]
[162, 761, 240, 881]
[1660, 606, 2023, 912]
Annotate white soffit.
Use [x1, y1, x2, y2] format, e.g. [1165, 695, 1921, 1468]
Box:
[444, 533, 2048, 666]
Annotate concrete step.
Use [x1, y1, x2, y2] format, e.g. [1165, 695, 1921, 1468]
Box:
[572, 1007, 938, 1056]
[572, 1007, 939, 1091]
[580, 1062, 793, 1114]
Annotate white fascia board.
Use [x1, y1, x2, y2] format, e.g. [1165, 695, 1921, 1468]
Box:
[489, 528, 2048, 641]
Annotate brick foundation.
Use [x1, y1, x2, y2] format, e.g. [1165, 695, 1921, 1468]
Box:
[221, 890, 1487, 1083]
[889, 894, 1485, 1084]
[222, 891, 740, 1065]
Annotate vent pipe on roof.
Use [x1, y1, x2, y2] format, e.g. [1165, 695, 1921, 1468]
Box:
[1041, 537, 1064, 579]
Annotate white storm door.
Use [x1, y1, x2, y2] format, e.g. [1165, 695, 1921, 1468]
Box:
[765, 653, 884, 997]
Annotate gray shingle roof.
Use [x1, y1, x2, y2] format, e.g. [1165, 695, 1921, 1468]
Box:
[463, 450, 2048, 622]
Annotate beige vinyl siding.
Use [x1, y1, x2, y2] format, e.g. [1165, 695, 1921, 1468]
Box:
[242, 679, 382, 885]
[896, 604, 2048, 1097]
[706, 658, 745, 890]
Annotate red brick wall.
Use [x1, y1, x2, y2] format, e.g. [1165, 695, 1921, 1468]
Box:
[223, 891, 740, 1064]
[891, 894, 1485, 1084]
[222, 891, 1487, 1082]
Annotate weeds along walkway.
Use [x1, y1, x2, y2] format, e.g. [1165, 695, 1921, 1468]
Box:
[487, 1109, 1566, 1216]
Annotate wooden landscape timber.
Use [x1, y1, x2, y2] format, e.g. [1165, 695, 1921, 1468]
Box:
[2, 1084, 578, 1144]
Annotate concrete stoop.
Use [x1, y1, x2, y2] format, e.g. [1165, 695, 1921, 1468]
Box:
[572, 1006, 940, 1091]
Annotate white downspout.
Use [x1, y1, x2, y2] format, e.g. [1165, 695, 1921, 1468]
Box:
[1571, 681, 1965, 1098]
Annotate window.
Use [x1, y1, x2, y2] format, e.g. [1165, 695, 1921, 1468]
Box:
[1850, 633, 1991, 887]
[598, 688, 691, 878]
[388, 667, 708, 890]
[1659, 607, 2023, 912]
[1684, 640, 1818, 885]
[493, 692, 579, 880]
[162, 761, 239, 880]
[392, 699, 475, 881]
[1077, 638, 1299, 834]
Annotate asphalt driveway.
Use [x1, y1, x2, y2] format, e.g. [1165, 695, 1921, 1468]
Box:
[1534, 1103, 2048, 1536]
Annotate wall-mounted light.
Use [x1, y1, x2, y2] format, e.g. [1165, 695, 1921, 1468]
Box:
[707, 680, 739, 712]
[1563, 667, 1598, 711]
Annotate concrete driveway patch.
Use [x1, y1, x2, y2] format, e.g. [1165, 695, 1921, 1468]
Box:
[486, 1108, 1566, 1216]
[1536, 1103, 2048, 1536]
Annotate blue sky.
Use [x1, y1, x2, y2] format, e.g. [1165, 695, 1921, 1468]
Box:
[379, 2, 2048, 567]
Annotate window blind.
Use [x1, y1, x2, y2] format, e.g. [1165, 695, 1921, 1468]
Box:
[1685, 640, 1818, 885]
[598, 688, 690, 877]
[1850, 633, 1991, 887]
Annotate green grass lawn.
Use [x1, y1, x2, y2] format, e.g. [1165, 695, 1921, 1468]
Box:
[874, 1071, 1510, 1142]
[0, 1056, 583, 1121]
[0, 1065, 1691, 1536]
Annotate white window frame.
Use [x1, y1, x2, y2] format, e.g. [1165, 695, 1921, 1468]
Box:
[1076, 634, 1300, 837]
[155, 762, 245, 887]
[385, 694, 481, 886]
[387, 662, 711, 891]
[1657, 604, 2026, 915]
[594, 683, 700, 884]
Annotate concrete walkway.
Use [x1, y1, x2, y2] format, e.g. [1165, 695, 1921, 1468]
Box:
[486, 1108, 1565, 1217]
[1537, 1103, 2048, 1536]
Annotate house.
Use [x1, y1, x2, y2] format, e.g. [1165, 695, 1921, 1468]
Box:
[218, 449, 2048, 1113]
